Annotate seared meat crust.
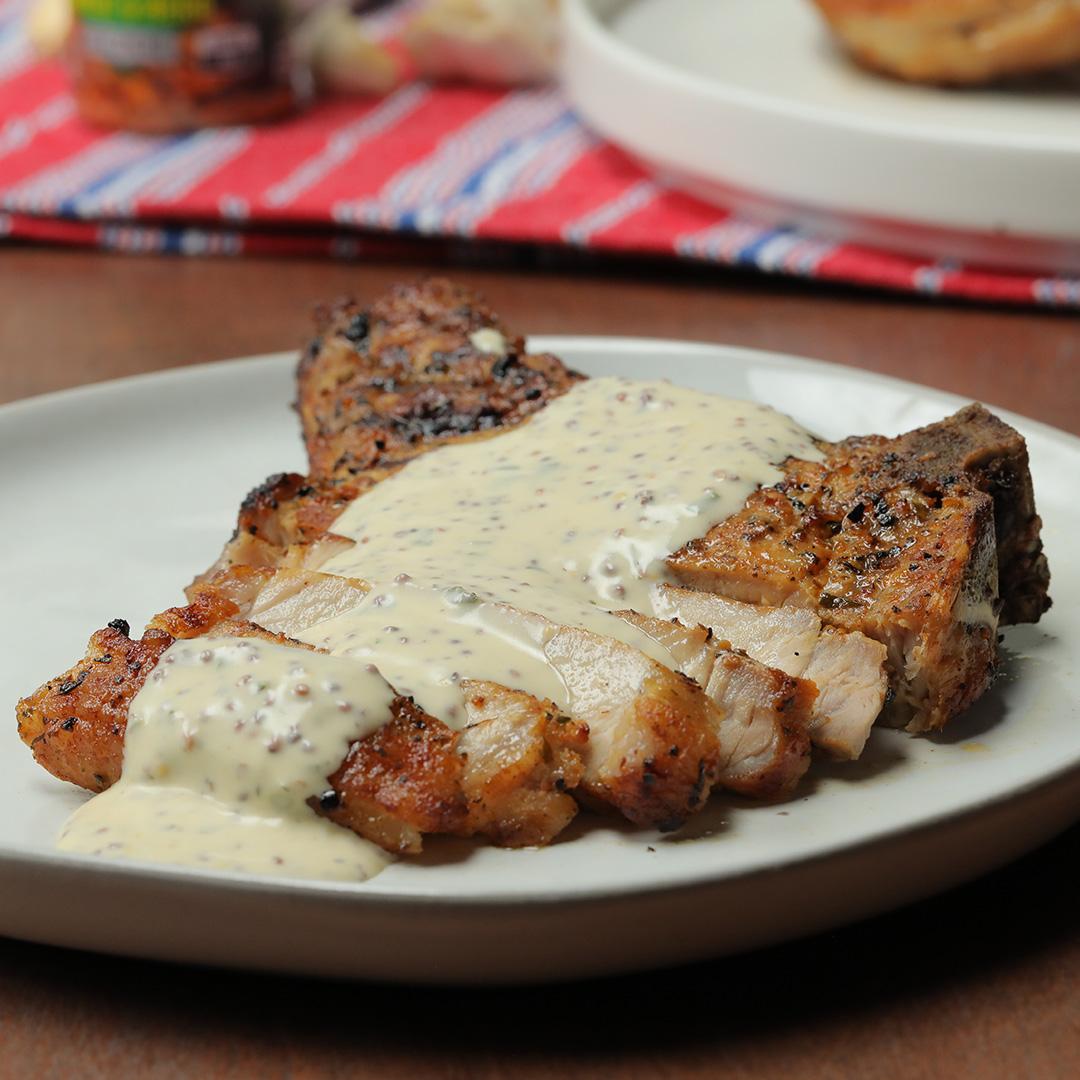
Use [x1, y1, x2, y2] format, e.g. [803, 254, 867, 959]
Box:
[323, 698, 469, 855]
[18, 623, 171, 794]
[668, 403, 1049, 732]
[837, 402, 1050, 626]
[299, 278, 583, 482]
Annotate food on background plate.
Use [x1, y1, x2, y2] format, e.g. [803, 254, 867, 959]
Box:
[25, 0, 70, 57]
[16, 280, 1050, 884]
[810, 0, 1080, 84]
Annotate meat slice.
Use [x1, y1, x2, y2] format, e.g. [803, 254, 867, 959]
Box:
[324, 681, 590, 854]
[540, 624, 720, 827]
[653, 586, 887, 759]
[617, 611, 814, 797]
[250, 571, 725, 829]
[320, 695, 469, 855]
[652, 588, 822, 673]
[299, 277, 583, 482]
[457, 681, 588, 848]
[18, 621, 171, 794]
[247, 565, 370, 630]
[666, 406, 1034, 733]
[799, 628, 890, 759]
[191, 471, 362, 592]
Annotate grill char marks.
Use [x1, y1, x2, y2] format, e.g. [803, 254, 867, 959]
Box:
[834, 403, 1050, 626]
[668, 404, 1049, 732]
[298, 278, 584, 482]
[17, 625, 172, 793]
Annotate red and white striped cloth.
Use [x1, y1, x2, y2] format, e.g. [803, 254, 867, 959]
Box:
[2, 0, 1079, 307]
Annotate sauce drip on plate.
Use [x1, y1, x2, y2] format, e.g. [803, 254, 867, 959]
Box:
[58, 636, 394, 882]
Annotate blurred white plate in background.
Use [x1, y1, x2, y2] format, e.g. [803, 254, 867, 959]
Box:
[563, 0, 1080, 271]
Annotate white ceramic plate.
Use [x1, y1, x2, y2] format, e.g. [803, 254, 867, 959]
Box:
[563, 0, 1080, 271]
[1, 340, 1077, 984]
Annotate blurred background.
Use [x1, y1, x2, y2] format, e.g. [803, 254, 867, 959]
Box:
[2, 0, 1079, 305]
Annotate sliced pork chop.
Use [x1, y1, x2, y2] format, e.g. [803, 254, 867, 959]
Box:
[250, 570, 726, 828]
[653, 586, 888, 759]
[18, 614, 592, 856]
[23, 555, 732, 854]
[616, 611, 815, 797]
[20, 280, 1052, 866]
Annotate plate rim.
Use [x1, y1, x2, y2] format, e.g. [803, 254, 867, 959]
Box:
[2, 337, 1077, 911]
[2, 742, 1077, 911]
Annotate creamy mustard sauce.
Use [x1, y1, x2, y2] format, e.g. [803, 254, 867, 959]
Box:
[59, 375, 820, 882]
[58, 636, 395, 881]
[296, 377, 821, 722]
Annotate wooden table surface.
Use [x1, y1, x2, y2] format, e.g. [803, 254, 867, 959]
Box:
[1, 248, 1077, 1079]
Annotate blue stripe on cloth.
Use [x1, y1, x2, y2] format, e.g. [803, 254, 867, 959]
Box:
[395, 109, 578, 232]
[55, 135, 192, 217]
[736, 226, 794, 266]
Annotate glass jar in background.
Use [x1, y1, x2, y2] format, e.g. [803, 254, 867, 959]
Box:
[69, 0, 309, 132]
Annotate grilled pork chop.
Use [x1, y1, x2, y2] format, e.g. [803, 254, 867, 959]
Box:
[668, 405, 1049, 731]
[18, 279, 1049, 861]
[19, 561, 818, 848]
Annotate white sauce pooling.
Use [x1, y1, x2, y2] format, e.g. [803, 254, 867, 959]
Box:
[58, 376, 821, 883]
[298, 377, 821, 722]
[58, 636, 396, 882]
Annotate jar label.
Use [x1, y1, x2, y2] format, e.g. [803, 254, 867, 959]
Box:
[74, 0, 215, 29]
